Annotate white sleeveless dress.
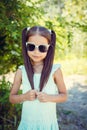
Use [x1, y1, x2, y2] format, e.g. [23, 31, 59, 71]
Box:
[18, 64, 61, 130]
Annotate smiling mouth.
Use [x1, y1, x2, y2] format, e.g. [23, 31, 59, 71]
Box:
[32, 55, 40, 58]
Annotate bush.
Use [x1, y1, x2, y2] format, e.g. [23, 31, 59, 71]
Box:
[0, 76, 22, 130]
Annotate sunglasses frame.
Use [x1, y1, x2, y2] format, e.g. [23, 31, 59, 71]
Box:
[26, 42, 50, 53]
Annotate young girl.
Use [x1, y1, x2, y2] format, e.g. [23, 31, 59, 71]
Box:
[9, 26, 67, 130]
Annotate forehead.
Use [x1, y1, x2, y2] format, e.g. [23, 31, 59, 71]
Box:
[28, 34, 48, 44]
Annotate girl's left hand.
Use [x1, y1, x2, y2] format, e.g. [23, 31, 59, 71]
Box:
[36, 92, 50, 102]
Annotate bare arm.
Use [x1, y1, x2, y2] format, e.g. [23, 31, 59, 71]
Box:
[9, 69, 25, 104]
[9, 69, 37, 104]
[49, 68, 67, 102]
[37, 68, 67, 103]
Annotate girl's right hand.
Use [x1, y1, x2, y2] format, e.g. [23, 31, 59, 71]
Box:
[24, 90, 37, 101]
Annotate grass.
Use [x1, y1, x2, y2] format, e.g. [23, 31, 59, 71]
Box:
[55, 57, 87, 76]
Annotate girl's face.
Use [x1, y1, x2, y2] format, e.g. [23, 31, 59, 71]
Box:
[27, 34, 49, 65]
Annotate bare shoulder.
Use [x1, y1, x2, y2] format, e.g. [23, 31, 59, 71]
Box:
[53, 68, 67, 93]
[15, 69, 22, 79]
[53, 68, 63, 80]
[13, 69, 22, 86]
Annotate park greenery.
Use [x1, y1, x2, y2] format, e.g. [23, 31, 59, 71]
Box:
[0, 0, 87, 129]
[0, 0, 87, 74]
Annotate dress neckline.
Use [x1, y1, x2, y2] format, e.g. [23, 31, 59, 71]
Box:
[34, 73, 41, 75]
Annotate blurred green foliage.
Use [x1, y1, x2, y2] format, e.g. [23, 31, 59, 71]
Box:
[0, 1, 87, 129]
[0, 0, 44, 74]
[0, 0, 87, 74]
[0, 76, 11, 103]
[0, 76, 22, 129]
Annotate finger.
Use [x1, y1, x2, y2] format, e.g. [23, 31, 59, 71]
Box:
[31, 90, 36, 93]
[30, 95, 36, 100]
[37, 94, 44, 101]
[36, 92, 41, 96]
[35, 90, 38, 95]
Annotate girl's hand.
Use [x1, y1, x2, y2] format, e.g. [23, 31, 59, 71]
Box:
[36, 92, 50, 102]
[24, 90, 37, 101]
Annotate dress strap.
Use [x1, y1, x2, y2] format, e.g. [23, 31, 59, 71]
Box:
[18, 65, 24, 70]
[52, 63, 61, 71]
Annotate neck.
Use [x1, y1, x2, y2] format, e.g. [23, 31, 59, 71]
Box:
[31, 61, 43, 73]
[31, 60, 43, 66]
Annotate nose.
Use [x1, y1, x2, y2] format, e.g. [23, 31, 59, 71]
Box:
[34, 47, 39, 53]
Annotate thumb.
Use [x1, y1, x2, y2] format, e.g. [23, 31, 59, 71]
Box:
[36, 91, 41, 96]
[35, 90, 39, 95]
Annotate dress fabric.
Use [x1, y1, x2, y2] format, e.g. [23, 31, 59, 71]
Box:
[18, 64, 61, 130]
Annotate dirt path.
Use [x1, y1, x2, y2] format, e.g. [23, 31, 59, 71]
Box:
[57, 75, 87, 130]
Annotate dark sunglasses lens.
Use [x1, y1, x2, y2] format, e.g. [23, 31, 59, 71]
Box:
[27, 44, 35, 51]
[39, 45, 48, 52]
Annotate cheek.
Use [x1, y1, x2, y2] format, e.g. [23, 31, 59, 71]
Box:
[43, 53, 47, 58]
[27, 51, 32, 57]
[27, 51, 33, 54]
[40, 53, 48, 60]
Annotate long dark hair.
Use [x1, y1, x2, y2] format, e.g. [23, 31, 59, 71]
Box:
[22, 26, 56, 91]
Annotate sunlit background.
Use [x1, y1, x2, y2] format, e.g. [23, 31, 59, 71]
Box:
[0, 0, 87, 130]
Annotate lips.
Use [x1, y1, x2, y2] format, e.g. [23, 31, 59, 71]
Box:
[32, 55, 41, 58]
